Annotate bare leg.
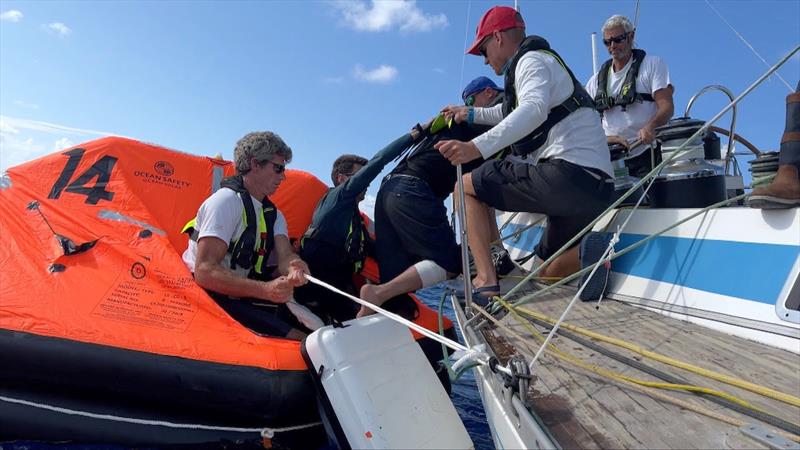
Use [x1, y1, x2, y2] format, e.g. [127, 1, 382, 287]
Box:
[286, 328, 308, 340]
[462, 173, 498, 293]
[488, 207, 501, 242]
[539, 245, 581, 279]
[454, 181, 502, 244]
[358, 266, 424, 317]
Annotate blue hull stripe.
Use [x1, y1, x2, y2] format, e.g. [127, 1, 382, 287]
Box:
[500, 224, 798, 304]
[614, 234, 798, 304]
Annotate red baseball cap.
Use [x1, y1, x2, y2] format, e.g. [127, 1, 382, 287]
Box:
[467, 6, 525, 55]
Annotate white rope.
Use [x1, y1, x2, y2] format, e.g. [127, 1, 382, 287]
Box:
[522, 45, 800, 372]
[305, 274, 472, 354]
[0, 394, 321, 438]
[704, 0, 794, 92]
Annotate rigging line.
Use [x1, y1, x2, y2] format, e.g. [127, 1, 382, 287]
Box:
[516, 306, 800, 409]
[477, 300, 767, 417]
[457, 0, 473, 102]
[499, 44, 800, 304]
[305, 274, 471, 354]
[518, 313, 800, 435]
[632, 0, 641, 30]
[704, 0, 794, 92]
[507, 192, 749, 310]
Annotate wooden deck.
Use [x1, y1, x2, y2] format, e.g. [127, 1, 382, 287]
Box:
[478, 281, 800, 449]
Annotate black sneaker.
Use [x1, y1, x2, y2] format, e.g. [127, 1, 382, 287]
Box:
[466, 246, 514, 277]
[492, 248, 515, 276]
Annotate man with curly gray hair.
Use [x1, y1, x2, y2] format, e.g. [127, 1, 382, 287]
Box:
[182, 131, 312, 340]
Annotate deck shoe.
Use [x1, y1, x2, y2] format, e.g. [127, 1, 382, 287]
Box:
[470, 285, 501, 307]
[454, 284, 501, 307]
[467, 246, 515, 277]
[578, 232, 613, 301]
[492, 246, 515, 276]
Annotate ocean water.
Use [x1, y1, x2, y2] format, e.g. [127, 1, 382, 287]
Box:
[416, 284, 493, 450]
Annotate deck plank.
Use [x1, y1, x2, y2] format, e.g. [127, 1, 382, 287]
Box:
[477, 281, 800, 449]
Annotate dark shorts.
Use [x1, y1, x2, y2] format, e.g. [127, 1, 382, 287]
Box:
[208, 291, 294, 337]
[472, 158, 614, 260]
[375, 174, 461, 282]
[293, 244, 360, 324]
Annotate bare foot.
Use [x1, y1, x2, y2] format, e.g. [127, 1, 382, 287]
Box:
[285, 328, 308, 340]
[357, 284, 382, 318]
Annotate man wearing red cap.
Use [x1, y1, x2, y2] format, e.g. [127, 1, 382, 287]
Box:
[435, 6, 614, 303]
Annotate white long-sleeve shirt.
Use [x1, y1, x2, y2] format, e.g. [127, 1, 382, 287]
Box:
[472, 51, 613, 177]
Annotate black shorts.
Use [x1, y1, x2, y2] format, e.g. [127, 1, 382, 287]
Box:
[294, 244, 360, 324]
[208, 291, 294, 338]
[374, 174, 461, 282]
[472, 158, 613, 260]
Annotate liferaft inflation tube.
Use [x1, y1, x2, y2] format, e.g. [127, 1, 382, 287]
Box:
[0, 137, 319, 445]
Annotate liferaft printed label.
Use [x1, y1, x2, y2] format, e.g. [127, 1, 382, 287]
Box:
[93, 258, 197, 331]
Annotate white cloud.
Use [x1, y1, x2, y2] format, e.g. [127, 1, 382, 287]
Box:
[53, 137, 74, 151]
[322, 76, 345, 84]
[14, 100, 39, 110]
[359, 193, 376, 221]
[433, 67, 445, 74]
[354, 64, 398, 83]
[331, 0, 448, 33]
[0, 116, 118, 137]
[0, 115, 121, 171]
[44, 22, 71, 37]
[0, 10, 23, 22]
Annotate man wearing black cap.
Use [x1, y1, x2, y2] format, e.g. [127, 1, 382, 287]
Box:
[435, 5, 615, 302]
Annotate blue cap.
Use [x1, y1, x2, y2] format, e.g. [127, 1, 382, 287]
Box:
[461, 76, 503, 101]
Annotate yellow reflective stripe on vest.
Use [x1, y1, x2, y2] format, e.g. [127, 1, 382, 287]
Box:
[181, 218, 197, 234]
[254, 207, 267, 274]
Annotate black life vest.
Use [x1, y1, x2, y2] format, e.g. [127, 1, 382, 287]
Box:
[302, 189, 369, 274]
[593, 49, 654, 113]
[502, 35, 595, 157]
[182, 175, 278, 281]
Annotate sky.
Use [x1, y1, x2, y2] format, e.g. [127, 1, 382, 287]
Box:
[1, 0, 798, 217]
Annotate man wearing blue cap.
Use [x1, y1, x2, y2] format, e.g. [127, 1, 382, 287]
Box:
[462, 76, 504, 109]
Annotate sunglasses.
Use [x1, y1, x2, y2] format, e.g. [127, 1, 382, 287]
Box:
[603, 31, 631, 46]
[478, 34, 492, 58]
[465, 94, 476, 106]
[262, 160, 286, 174]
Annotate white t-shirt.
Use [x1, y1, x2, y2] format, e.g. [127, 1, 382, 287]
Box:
[473, 51, 613, 177]
[182, 187, 288, 277]
[585, 53, 671, 141]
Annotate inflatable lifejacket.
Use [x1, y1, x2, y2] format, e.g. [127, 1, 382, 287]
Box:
[593, 49, 654, 113]
[502, 35, 595, 157]
[182, 175, 279, 281]
[0, 137, 318, 445]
